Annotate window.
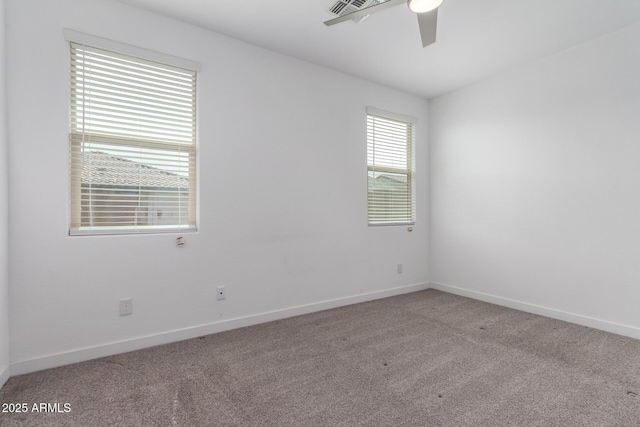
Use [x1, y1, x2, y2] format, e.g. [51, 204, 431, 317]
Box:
[367, 107, 415, 225]
[68, 34, 197, 235]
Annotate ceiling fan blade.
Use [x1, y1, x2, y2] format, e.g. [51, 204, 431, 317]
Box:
[417, 9, 438, 47]
[324, 0, 405, 26]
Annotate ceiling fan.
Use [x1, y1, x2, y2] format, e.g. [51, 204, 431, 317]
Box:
[324, 0, 444, 47]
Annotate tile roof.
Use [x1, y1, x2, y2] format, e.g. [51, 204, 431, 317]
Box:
[368, 173, 408, 185]
[376, 174, 407, 184]
[81, 151, 188, 188]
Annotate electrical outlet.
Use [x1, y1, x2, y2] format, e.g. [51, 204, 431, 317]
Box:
[397, 264, 403, 274]
[120, 298, 133, 316]
[216, 286, 226, 301]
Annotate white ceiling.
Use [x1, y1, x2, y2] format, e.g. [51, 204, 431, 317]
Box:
[115, 0, 640, 99]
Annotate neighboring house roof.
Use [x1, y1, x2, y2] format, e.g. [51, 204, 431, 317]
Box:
[368, 173, 408, 187]
[81, 151, 188, 188]
[375, 174, 407, 184]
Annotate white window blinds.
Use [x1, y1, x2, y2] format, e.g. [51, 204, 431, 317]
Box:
[367, 108, 415, 225]
[69, 42, 197, 235]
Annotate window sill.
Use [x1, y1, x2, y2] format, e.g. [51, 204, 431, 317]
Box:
[69, 225, 197, 237]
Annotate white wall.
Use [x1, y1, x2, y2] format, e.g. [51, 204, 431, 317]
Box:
[430, 22, 640, 337]
[0, 0, 10, 388]
[6, 0, 429, 373]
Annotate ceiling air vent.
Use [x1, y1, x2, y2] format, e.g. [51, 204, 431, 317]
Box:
[325, 0, 382, 24]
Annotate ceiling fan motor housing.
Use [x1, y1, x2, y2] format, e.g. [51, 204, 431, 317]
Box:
[408, 0, 444, 14]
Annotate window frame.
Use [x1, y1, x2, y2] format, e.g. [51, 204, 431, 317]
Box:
[64, 30, 200, 236]
[366, 107, 416, 226]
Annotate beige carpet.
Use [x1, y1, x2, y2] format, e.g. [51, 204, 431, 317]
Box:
[1, 289, 640, 426]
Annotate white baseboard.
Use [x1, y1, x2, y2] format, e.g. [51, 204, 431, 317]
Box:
[0, 364, 9, 389]
[11, 282, 430, 376]
[430, 281, 640, 341]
